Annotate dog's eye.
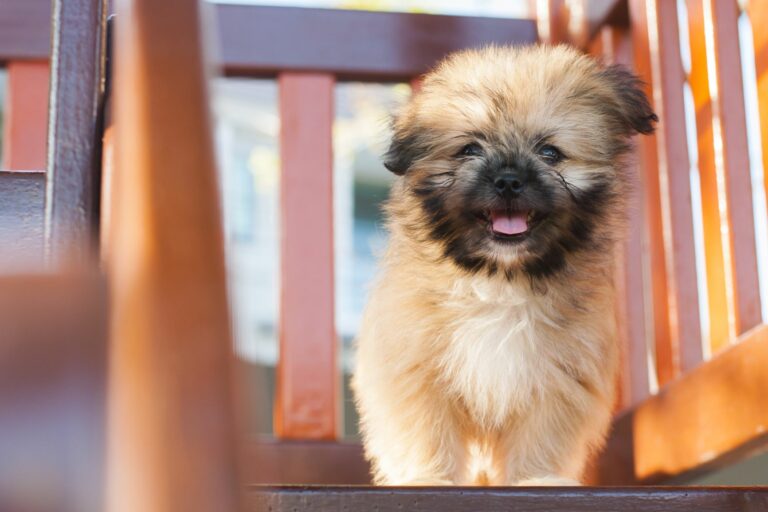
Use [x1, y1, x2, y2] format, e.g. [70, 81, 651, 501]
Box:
[537, 144, 563, 164]
[458, 143, 484, 158]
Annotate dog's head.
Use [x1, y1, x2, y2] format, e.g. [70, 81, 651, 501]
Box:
[384, 45, 657, 279]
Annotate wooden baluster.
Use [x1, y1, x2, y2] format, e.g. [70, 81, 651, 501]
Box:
[531, 0, 570, 44]
[688, 0, 761, 354]
[106, 0, 241, 510]
[588, 25, 651, 409]
[276, 72, 338, 440]
[686, 0, 730, 354]
[747, 0, 768, 320]
[1, 61, 49, 171]
[629, 0, 703, 385]
[706, 0, 762, 336]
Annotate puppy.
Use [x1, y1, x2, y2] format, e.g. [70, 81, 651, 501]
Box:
[352, 45, 656, 486]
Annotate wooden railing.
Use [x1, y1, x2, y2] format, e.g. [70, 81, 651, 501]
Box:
[2, 0, 768, 509]
[534, 0, 768, 484]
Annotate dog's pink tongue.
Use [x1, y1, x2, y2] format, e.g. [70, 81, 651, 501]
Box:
[491, 210, 528, 235]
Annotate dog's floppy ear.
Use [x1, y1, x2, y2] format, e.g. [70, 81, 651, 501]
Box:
[383, 132, 419, 176]
[601, 64, 658, 135]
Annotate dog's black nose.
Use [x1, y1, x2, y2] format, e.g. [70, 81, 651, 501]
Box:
[494, 172, 525, 197]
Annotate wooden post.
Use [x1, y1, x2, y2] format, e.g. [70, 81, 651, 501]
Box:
[44, 0, 108, 265]
[106, 0, 241, 510]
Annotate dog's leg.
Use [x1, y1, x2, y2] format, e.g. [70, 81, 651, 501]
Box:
[492, 397, 610, 486]
[357, 384, 466, 485]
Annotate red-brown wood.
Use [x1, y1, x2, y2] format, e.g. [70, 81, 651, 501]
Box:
[534, 0, 570, 44]
[627, 0, 672, 386]
[1, 61, 49, 171]
[611, 26, 651, 406]
[585, 0, 630, 40]
[629, 0, 703, 384]
[751, 1, 768, 233]
[595, 324, 768, 484]
[277, 72, 337, 440]
[707, 0, 762, 338]
[686, 0, 731, 354]
[244, 440, 370, 485]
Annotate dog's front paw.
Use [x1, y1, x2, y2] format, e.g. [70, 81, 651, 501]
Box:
[516, 476, 581, 486]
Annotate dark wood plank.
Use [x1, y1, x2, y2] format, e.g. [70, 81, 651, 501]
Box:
[0, 0, 51, 62]
[2, 3, 537, 80]
[218, 6, 537, 80]
[0, 171, 45, 268]
[276, 73, 337, 440]
[45, 0, 108, 264]
[249, 486, 768, 512]
[593, 324, 768, 484]
[244, 441, 370, 485]
[106, 0, 240, 510]
[0, 274, 107, 512]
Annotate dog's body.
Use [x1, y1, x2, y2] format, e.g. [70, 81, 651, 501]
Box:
[352, 45, 656, 486]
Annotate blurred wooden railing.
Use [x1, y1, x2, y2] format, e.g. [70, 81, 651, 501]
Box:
[2, 0, 768, 508]
[534, 0, 768, 484]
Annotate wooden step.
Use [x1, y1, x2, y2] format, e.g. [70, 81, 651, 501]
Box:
[250, 486, 768, 512]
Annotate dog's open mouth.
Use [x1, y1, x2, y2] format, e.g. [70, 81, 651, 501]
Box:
[483, 209, 544, 241]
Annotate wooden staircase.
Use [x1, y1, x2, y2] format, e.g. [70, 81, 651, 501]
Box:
[1, 0, 768, 511]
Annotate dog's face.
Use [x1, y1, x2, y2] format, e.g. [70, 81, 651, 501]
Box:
[384, 46, 657, 279]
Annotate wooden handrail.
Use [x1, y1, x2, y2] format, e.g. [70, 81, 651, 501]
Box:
[593, 324, 768, 484]
[2, 2, 537, 80]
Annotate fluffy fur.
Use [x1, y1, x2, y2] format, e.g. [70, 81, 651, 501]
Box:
[352, 45, 656, 486]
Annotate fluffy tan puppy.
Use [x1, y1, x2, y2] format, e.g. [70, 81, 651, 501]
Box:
[352, 45, 657, 486]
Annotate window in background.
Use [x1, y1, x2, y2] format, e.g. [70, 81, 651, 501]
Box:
[334, 82, 409, 438]
[213, 77, 280, 436]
